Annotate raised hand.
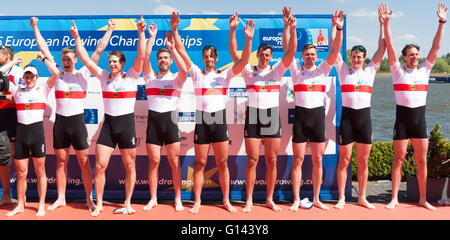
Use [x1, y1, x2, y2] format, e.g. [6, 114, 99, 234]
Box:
[244, 19, 255, 39]
[30, 17, 38, 27]
[332, 9, 345, 29]
[36, 52, 45, 61]
[69, 20, 79, 39]
[108, 19, 116, 31]
[12, 57, 24, 65]
[229, 12, 240, 30]
[379, 2, 393, 23]
[166, 31, 175, 49]
[137, 13, 147, 33]
[170, 12, 180, 30]
[283, 6, 292, 25]
[288, 15, 297, 28]
[437, 2, 448, 21]
[148, 22, 157, 38]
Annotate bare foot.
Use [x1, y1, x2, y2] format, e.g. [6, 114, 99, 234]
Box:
[314, 200, 329, 210]
[6, 204, 24, 217]
[174, 198, 184, 212]
[358, 198, 375, 210]
[48, 198, 66, 211]
[334, 198, 346, 210]
[143, 199, 158, 211]
[223, 201, 237, 213]
[91, 205, 104, 217]
[419, 201, 436, 211]
[386, 199, 398, 210]
[266, 200, 282, 212]
[86, 197, 96, 212]
[36, 204, 46, 217]
[189, 202, 201, 214]
[124, 202, 136, 215]
[0, 196, 13, 207]
[241, 202, 253, 213]
[289, 200, 300, 212]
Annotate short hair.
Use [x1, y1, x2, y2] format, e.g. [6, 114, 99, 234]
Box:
[302, 43, 317, 52]
[0, 45, 14, 60]
[202, 45, 218, 58]
[402, 44, 420, 56]
[61, 47, 77, 58]
[257, 43, 273, 55]
[351, 45, 367, 58]
[108, 51, 126, 63]
[157, 48, 172, 59]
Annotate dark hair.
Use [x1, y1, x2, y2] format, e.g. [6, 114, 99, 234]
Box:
[302, 43, 317, 52]
[0, 45, 14, 60]
[257, 43, 273, 54]
[401, 44, 420, 57]
[157, 48, 172, 59]
[351, 45, 367, 58]
[108, 51, 126, 63]
[202, 45, 218, 58]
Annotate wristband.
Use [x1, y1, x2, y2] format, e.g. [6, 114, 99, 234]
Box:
[336, 27, 343, 31]
[0, 95, 6, 100]
[439, 20, 446, 23]
[42, 57, 48, 62]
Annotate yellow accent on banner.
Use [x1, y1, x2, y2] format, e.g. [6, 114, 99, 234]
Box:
[184, 18, 220, 30]
[14, 51, 41, 68]
[97, 18, 138, 31]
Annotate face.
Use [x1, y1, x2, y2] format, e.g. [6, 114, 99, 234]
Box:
[257, 48, 273, 68]
[61, 52, 77, 73]
[202, 49, 218, 70]
[403, 47, 420, 68]
[23, 72, 38, 89]
[108, 55, 124, 74]
[301, 48, 317, 68]
[157, 52, 173, 73]
[0, 51, 10, 66]
[350, 51, 366, 70]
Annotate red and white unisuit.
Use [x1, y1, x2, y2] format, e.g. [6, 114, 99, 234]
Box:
[0, 65, 23, 109]
[54, 67, 90, 116]
[144, 70, 183, 113]
[9, 82, 51, 125]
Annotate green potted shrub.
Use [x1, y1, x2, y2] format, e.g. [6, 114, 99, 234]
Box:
[406, 123, 450, 202]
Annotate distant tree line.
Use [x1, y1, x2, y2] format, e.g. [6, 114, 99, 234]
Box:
[345, 50, 450, 74]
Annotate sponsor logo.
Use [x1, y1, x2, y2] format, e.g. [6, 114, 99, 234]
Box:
[84, 108, 98, 124]
[179, 112, 195, 122]
[136, 85, 147, 100]
[228, 88, 247, 98]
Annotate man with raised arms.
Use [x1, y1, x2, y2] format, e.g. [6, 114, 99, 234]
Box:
[70, 14, 146, 216]
[30, 17, 116, 212]
[380, 2, 447, 211]
[171, 11, 254, 214]
[142, 22, 187, 212]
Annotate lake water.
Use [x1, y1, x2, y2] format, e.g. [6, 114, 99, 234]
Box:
[370, 77, 449, 142]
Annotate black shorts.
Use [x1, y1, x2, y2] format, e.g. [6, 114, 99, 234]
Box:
[292, 106, 325, 143]
[14, 121, 46, 159]
[338, 107, 372, 145]
[0, 108, 18, 142]
[244, 106, 281, 138]
[0, 130, 12, 166]
[146, 110, 180, 146]
[97, 113, 136, 149]
[393, 105, 427, 140]
[53, 113, 90, 150]
[194, 109, 228, 144]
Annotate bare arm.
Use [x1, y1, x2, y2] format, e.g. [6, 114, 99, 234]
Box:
[91, 19, 116, 64]
[70, 20, 101, 77]
[427, 3, 447, 64]
[37, 53, 59, 89]
[228, 12, 241, 63]
[380, 3, 397, 66]
[329, 11, 343, 65]
[282, 6, 292, 53]
[0, 57, 23, 73]
[326, 9, 344, 66]
[166, 31, 187, 83]
[281, 15, 297, 68]
[30, 17, 55, 63]
[372, 11, 387, 67]
[231, 20, 254, 75]
[132, 13, 147, 74]
[143, 22, 157, 77]
[171, 12, 193, 70]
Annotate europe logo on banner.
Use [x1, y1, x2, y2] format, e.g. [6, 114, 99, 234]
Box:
[84, 109, 98, 124]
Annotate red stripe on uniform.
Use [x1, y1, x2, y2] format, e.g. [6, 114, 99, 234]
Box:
[393, 84, 428, 91]
[16, 102, 46, 110]
[246, 85, 280, 92]
[294, 84, 326, 92]
[146, 88, 181, 97]
[102, 91, 137, 98]
[55, 91, 87, 99]
[340, 84, 373, 93]
[194, 88, 227, 96]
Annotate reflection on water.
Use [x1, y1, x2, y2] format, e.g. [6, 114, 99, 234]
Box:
[370, 77, 449, 142]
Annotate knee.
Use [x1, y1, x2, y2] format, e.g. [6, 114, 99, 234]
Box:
[216, 159, 228, 170]
[149, 157, 161, 167]
[194, 159, 207, 171]
[16, 168, 28, 179]
[246, 157, 258, 169]
[265, 155, 277, 168]
[292, 156, 304, 169]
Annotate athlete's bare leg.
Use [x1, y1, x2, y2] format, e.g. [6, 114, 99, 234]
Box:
[48, 148, 69, 211]
[356, 143, 375, 209]
[0, 143, 14, 207]
[144, 143, 161, 211]
[33, 156, 47, 216]
[212, 141, 236, 213]
[311, 142, 328, 210]
[189, 143, 209, 214]
[264, 137, 281, 211]
[290, 142, 306, 211]
[6, 158, 27, 217]
[335, 143, 353, 210]
[91, 144, 114, 216]
[75, 148, 95, 211]
[120, 147, 137, 214]
[386, 139, 408, 210]
[166, 142, 184, 211]
[242, 138, 261, 213]
[411, 138, 436, 211]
